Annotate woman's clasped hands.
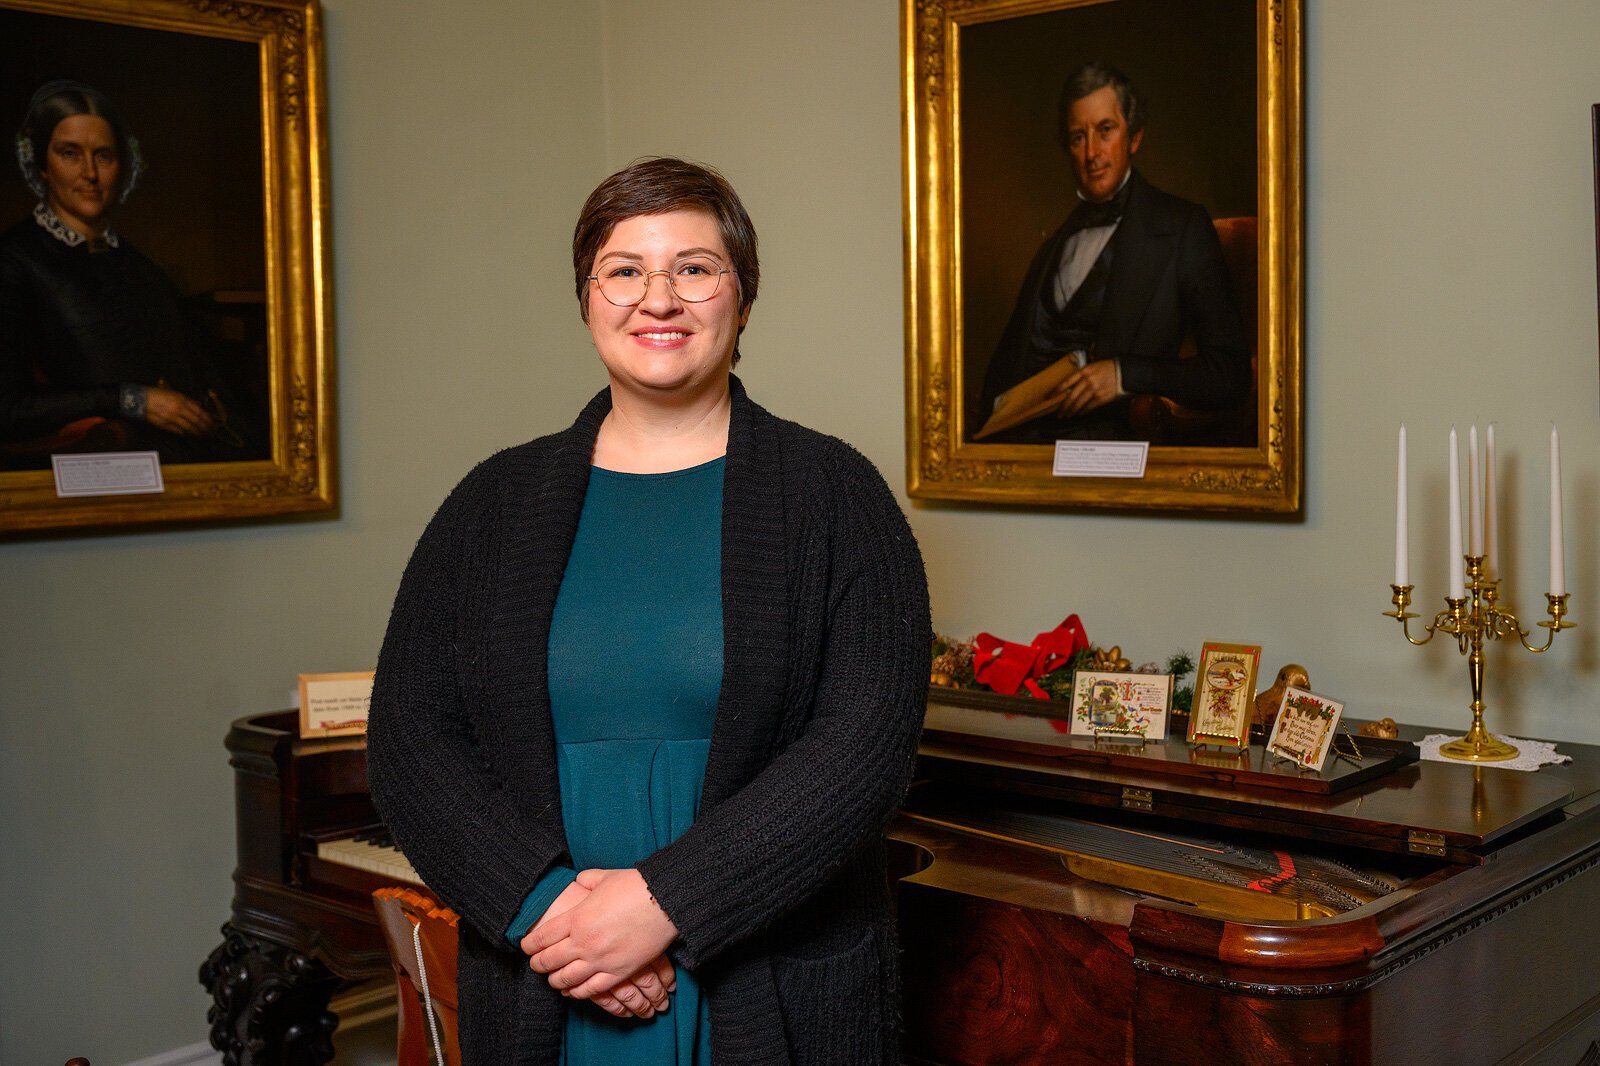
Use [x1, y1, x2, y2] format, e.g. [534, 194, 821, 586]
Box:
[520, 867, 680, 1021]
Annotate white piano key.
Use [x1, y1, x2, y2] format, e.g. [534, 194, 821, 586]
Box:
[317, 837, 424, 886]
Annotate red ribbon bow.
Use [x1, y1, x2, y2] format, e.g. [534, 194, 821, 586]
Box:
[972, 615, 1090, 699]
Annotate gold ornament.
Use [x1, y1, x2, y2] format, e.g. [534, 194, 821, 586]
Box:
[1089, 645, 1131, 672]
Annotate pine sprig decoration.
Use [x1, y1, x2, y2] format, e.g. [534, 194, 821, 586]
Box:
[930, 633, 978, 688]
[1165, 650, 1196, 712]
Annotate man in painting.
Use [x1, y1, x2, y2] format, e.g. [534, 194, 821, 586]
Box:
[974, 61, 1251, 444]
[0, 80, 258, 469]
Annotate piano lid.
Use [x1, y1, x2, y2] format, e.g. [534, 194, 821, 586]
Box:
[919, 696, 1576, 864]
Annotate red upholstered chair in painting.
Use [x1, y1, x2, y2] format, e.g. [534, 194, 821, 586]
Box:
[0, 415, 131, 467]
[372, 886, 462, 1066]
[1127, 215, 1259, 446]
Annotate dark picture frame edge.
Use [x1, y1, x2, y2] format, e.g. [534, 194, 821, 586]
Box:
[0, 0, 334, 535]
[1592, 102, 1599, 393]
[902, 0, 1303, 513]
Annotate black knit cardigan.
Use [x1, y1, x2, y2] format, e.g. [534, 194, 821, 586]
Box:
[367, 378, 931, 1065]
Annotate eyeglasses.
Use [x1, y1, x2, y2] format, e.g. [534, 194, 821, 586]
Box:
[588, 257, 731, 306]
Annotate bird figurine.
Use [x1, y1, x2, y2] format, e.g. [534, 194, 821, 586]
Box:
[1254, 664, 1309, 731]
[1358, 717, 1399, 739]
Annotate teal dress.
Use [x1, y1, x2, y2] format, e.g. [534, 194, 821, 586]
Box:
[509, 457, 722, 1065]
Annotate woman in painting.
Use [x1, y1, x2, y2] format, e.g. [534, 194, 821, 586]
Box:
[367, 157, 930, 1064]
[0, 79, 254, 468]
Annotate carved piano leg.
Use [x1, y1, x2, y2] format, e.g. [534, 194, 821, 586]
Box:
[200, 924, 341, 1066]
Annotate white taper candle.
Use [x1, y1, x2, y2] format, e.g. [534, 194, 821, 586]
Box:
[1448, 426, 1464, 599]
[1484, 424, 1497, 577]
[1550, 425, 1565, 597]
[1395, 424, 1408, 586]
[1468, 424, 1481, 556]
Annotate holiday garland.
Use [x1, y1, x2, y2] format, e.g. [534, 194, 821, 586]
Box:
[932, 632, 1197, 712]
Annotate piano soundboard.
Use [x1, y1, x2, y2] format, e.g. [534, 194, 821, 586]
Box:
[902, 783, 1410, 921]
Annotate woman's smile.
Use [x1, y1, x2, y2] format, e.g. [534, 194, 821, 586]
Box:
[587, 209, 748, 396]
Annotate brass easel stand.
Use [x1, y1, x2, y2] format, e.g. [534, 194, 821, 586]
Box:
[1386, 555, 1574, 762]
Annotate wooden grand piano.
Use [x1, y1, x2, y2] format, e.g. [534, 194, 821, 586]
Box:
[204, 698, 1600, 1064]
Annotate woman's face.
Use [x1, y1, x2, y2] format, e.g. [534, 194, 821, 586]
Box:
[42, 113, 120, 237]
[585, 209, 748, 398]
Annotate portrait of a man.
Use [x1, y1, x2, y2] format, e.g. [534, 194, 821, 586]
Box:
[907, 0, 1302, 512]
[973, 61, 1252, 445]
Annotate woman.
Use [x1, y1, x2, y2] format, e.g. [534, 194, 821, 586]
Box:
[367, 157, 930, 1064]
[0, 80, 254, 467]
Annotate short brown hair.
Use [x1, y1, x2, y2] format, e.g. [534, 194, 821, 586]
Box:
[571, 157, 759, 361]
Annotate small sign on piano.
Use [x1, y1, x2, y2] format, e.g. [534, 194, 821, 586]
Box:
[297, 671, 376, 738]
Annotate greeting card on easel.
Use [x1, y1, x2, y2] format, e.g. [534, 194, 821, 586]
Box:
[1265, 687, 1345, 771]
[1186, 642, 1261, 750]
[1069, 671, 1173, 741]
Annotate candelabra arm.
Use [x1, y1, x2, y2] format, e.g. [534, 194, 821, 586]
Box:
[1516, 593, 1576, 653]
[1386, 585, 1449, 645]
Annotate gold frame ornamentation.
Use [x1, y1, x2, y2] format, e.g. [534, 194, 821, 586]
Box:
[902, 0, 1302, 511]
[0, 0, 333, 534]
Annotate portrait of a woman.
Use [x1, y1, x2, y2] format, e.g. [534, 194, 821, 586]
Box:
[0, 79, 259, 468]
[367, 157, 931, 1064]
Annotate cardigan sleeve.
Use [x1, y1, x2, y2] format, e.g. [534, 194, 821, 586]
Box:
[635, 448, 931, 969]
[366, 461, 574, 947]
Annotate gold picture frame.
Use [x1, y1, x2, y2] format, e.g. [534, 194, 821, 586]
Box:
[1187, 641, 1261, 749]
[0, 0, 333, 534]
[902, 0, 1302, 511]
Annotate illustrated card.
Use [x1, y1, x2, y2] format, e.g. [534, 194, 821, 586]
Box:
[1069, 671, 1173, 740]
[1186, 642, 1262, 749]
[1265, 686, 1346, 771]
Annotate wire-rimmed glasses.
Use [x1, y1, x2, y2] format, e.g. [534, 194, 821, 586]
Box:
[588, 257, 730, 306]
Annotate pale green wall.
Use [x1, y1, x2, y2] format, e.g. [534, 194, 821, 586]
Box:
[4, 1, 1600, 1061]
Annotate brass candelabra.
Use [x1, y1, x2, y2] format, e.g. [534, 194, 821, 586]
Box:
[1386, 556, 1574, 761]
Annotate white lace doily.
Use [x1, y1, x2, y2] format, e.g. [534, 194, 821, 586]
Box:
[1417, 734, 1571, 772]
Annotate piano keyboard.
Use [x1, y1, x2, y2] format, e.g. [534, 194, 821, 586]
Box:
[316, 830, 423, 887]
